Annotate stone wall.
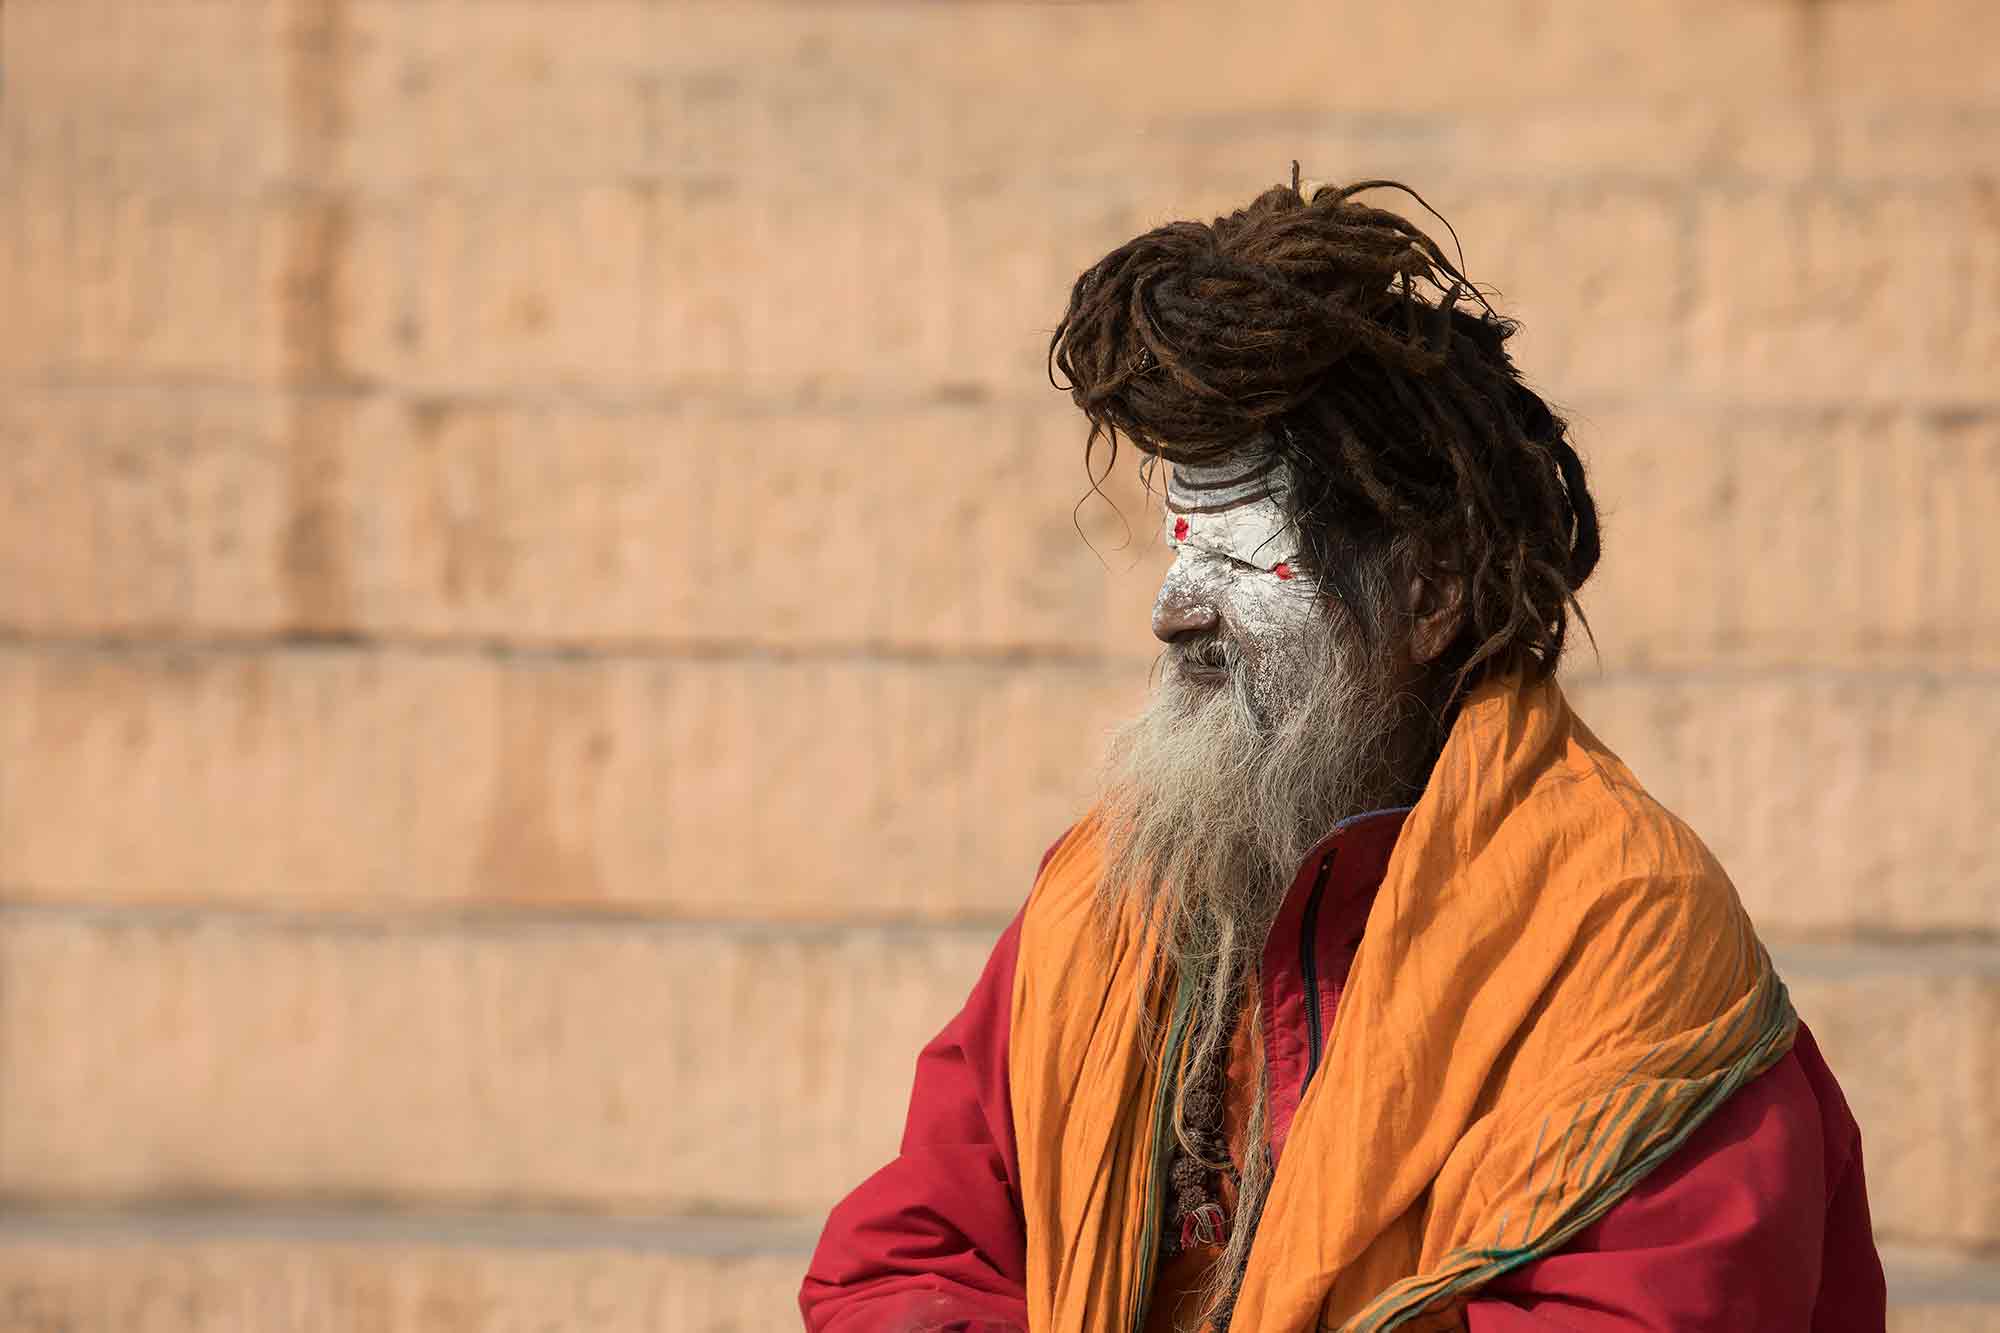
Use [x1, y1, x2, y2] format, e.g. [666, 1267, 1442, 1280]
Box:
[1, 1, 1995, 1327]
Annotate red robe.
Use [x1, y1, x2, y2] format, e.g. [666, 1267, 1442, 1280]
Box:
[802, 815, 1885, 1332]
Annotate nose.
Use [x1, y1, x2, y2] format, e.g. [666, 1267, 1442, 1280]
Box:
[1152, 572, 1220, 644]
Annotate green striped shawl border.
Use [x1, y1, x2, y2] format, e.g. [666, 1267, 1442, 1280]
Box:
[1127, 970, 1199, 1333]
[1337, 969, 1798, 1333]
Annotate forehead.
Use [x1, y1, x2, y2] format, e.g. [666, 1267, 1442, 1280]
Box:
[1163, 460, 1300, 570]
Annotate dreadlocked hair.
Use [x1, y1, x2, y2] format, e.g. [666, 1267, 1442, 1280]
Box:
[1049, 170, 1601, 702]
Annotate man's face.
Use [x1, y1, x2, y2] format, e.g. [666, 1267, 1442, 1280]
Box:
[1151, 462, 1327, 725]
[1098, 455, 1416, 954]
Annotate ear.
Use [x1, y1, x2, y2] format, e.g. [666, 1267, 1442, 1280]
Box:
[1403, 569, 1466, 666]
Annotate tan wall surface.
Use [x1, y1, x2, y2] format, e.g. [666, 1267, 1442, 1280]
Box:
[2, 0, 1996, 1328]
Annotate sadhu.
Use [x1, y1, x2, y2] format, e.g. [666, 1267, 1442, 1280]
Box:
[801, 172, 1883, 1333]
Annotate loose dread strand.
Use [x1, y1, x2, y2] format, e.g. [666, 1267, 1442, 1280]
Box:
[1049, 173, 1601, 705]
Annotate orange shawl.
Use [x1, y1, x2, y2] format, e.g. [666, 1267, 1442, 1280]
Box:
[1009, 676, 1796, 1333]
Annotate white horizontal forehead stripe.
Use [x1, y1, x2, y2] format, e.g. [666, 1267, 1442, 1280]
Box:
[1165, 461, 1289, 513]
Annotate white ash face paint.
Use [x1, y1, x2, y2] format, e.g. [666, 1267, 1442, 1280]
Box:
[1163, 498, 1300, 572]
[1158, 462, 1327, 720]
[1163, 460, 1302, 570]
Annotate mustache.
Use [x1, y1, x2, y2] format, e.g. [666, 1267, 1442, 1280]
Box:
[1168, 634, 1232, 675]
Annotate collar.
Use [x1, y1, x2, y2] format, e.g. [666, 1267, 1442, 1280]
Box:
[1279, 804, 1413, 929]
[1260, 806, 1413, 984]
[1257, 805, 1413, 1157]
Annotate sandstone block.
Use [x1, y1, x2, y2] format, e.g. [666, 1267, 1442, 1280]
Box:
[902, 1, 1805, 125]
[1155, 107, 1816, 233]
[0, 390, 1168, 657]
[1691, 187, 2000, 406]
[0, 914, 996, 1216]
[0, 642, 1986, 932]
[1431, 186, 1686, 399]
[0, 1, 281, 191]
[0, 187, 76, 376]
[652, 176, 1146, 400]
[339, 187, 650, 392]
[60, 191, 279, 381]
[337, 1, 662, 188]
[0, 392, 197, 633]
[0, 647, 1141, 918]
[691, 402, 1162, 657]
[1567, 675, 1999, 936]
[0, 913, 1990, 1250]
[0, 1237, 1984, 1330]
[1830, 106, 2000, 184]
[1792, 970, 2000, 1248]
[1821, 0, 2000, 106]
[1577, 408, 2000, 671]
[1887, 1307, 2000, 1333]
[0, 1240, 806, 1333]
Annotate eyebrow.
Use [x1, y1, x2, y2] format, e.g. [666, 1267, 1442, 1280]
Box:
[1165, 515, 1297, 568]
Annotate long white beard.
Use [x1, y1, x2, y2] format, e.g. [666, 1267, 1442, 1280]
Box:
[1096, 606, 1412, 966]
[1092, 601, 1416, 1328]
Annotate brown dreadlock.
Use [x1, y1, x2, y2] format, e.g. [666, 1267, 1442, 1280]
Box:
[1049, 168, 1601, 704]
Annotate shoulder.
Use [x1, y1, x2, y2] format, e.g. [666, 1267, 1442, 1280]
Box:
[1583, 1022, 1848, 1255]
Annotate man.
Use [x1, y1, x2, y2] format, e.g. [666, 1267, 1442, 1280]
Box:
[800, 173, 1884, 1332]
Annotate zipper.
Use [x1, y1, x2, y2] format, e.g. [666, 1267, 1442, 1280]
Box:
[1298, 850, 1336, 1086]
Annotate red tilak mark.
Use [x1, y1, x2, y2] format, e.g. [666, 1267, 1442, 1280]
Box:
[1173, 516, 1189, 541]
[1273, 562, 1294, 580]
